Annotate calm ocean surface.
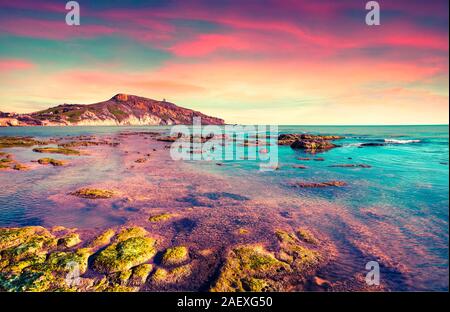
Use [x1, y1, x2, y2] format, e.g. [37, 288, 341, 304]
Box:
[0, 125, 448, 290]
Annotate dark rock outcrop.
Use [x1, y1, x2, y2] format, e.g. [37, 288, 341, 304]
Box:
[278, 133, 343, 152]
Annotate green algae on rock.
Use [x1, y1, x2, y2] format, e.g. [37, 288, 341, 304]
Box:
[275, 230, 321, 271]
[296, 228, 319, 245]
[148, 213, 174, 222]
[12, 163, 29, 171]
[87, 229, 115, 249]
[33, 147, 80, 155]
[211, 245, 289, 292]
[70, 188, 116, 199]
[0, 136, 44, 149]
[151, 264, 192, 284]
[114, 226, 148, 242]
[161, 246, 189, 266]
[58, 233, 81, 248]
[93, 236, 157, 273]
[37, 158, 65, 166]
[129, 263, 153, 286]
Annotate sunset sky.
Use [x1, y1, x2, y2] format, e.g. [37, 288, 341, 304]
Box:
[0, 0, 448, 125]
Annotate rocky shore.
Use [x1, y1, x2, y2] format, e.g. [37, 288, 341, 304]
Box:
[0, 130, 413, 292]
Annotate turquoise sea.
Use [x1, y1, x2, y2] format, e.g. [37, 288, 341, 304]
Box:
[0, 125, 448, 291]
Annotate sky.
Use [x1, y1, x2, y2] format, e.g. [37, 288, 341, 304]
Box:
[0, 0, 448, 125]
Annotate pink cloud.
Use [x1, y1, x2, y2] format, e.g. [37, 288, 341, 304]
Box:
[0, 59, 35, 72]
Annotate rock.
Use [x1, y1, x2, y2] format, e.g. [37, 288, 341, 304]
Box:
[313, 158, 325, 161]
[292, 181, 347, 188]
[93, 236, 157, 273]
[161, 246, 189, 266]
[58, 233, 81, 248]
[291, 140, 337, 151]
[33, 147, 80, 155]
[129, 264, 153, 286]
[114, 227, 148, 242]
[297, 157, 311, 160]
[0, 136, 44, 148]
[37, 158, 65, 166]
[210, 245, 289, 292]
[295, 228, 319, 245]
[313, 276, 332, 288]
[278, 134, 342, 152]
[275, 230, 321, 271]
[329, 164, 371, 168]
[87, 229, 115, 249]
[70, 188, 116, 199]
[12, 163, 29, 171]
[360, 143, 385, 147]
[151, 264, 192, 284]
[148, 213, 174, 223]
[292, 165, 307, 169]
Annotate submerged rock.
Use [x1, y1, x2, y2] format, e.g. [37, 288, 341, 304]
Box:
[87, 229, 115, 249]
[12, 163, 29, 171]
[292, 181, 347, 188]
[33, 147, 80, 155]
[329, 164, 371, 168]
[292, 165, 307, 169]
[148, 213, 174, 223]
[70, 188, 116, 199]
[37, 158, 65, 166]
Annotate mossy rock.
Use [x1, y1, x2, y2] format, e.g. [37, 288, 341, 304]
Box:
[3, 235, 55, 262]
[148, 213, 174, 222]
[93, 236, 157, 273]
[0, 158, 12, 163]
[296, 228, 319, 245]
[71, 188, 116, 199]
[275, 230, 321, 271]
[87, 229, 115, 249]
[161, 246, 189, 266]
[58, 233, 81, 248]
[151, 264, 191, 284]
[33, 147, 80, 155]
[0, 227, 55, 253]
[0, 270, 55, 292]
[44, 249, 91, 275]
[210, 245, 289, 292]
[2, 254, 47, 275]
[114, 226, 147, 242]
[129, 263, 153, 286]
[12, 163, 29, 171]
[0, 136, 43, 149]
[110, 269, 133, 286]
[37, 158, 65, 166]
[241, 278, 271, 292]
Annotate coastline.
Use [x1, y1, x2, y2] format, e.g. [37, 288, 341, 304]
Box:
[0, 126, 448, 291]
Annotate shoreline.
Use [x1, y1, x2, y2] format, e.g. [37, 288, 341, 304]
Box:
[0, 129, 448, 291]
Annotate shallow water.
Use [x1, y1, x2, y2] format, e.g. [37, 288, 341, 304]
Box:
[0, 125, 448, 291]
